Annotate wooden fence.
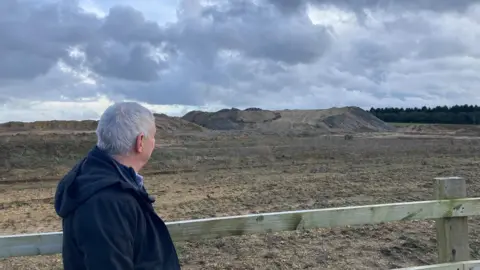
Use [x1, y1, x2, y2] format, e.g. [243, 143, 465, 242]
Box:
[2, 177, 480, 269]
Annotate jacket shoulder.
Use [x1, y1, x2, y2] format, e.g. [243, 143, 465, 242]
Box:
[80, 185, 141, 212]
[71, 186, 144, 239]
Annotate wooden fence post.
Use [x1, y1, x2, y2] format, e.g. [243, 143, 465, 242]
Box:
[434, 176, 470, 263]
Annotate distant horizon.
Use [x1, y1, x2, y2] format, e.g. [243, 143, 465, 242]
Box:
[1, 104, 362, 124]
[2, 104, 479, 125]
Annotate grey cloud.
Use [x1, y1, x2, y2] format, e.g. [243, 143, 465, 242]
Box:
[270, 0, 478, 14]
[0, 63, 99, 102]
[100, 75, 200, 105]
[81, 5, 170, 81]
[319, 7, 479, 100]
[270, 0, 479, 29]
[89, 0, 331, 105]
[168, 1, 331, 65]
[263, 0, 307, 14]
[0, 50, 54, 80]
[416, 36, 469, 59]
[1, 0, 480, 114]
[0, 0, 331, 104]
[0, 0, 171, 100]
[83, 42, 165, 81]
[383, 14, 434, 35]
[0, 0, 98, 80]
[92, 0, 178, 24]
[338, 41, 395, 84]
[100, 5, 164, 45]
[322, 0, 476, 12]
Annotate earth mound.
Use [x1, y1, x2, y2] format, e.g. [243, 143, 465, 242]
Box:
[153, 113, 205, 133]
[182, 106, 395, 133]
[0, 114, 205, 134]
[182, 107, 281, 130]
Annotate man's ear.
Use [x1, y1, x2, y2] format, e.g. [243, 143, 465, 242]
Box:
[134, 133, 144, 153]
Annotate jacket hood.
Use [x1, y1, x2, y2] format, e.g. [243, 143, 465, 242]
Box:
[54, 146, 143, 218]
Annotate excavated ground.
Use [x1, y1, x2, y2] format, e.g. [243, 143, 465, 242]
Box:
[2, 127, 480, 269]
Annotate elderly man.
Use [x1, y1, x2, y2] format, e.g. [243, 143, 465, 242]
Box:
[54, 102, 180, 269]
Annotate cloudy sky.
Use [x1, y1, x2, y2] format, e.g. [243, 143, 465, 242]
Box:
[1, 0, 480, 122]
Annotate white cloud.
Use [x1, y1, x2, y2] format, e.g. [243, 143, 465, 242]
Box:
[79, 0, 179, 24]
[0, 0, 479, 122]
[79, 0, 107, 18]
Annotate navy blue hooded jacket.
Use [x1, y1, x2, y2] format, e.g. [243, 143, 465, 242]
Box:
[54, 146, 180, 270]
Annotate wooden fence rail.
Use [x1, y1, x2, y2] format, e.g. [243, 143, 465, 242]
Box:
[1, 177, 479, 270]
[397, 260, 480, 270]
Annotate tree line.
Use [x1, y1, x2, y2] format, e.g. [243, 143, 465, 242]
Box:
[369, 105, 480, 125]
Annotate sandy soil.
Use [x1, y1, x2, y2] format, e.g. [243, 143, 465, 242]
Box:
[2, 129, 480, 269]
[182, 106, 394, 133]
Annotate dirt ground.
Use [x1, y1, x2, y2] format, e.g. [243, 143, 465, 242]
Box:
[2, 127, 480, 269]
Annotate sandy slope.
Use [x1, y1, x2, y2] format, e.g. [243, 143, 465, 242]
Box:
[182, 106, 395, 133]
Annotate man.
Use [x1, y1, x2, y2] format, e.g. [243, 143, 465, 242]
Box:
[54, 102, 180, 270]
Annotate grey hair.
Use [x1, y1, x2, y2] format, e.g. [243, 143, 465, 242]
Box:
[96, 102, 155, 156]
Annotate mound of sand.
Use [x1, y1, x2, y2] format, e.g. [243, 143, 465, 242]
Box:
[0, 114, 205, 134]
[182, 106, 395, 133]
[182, 108, 280, 130]
[153, 113, 205, 133]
